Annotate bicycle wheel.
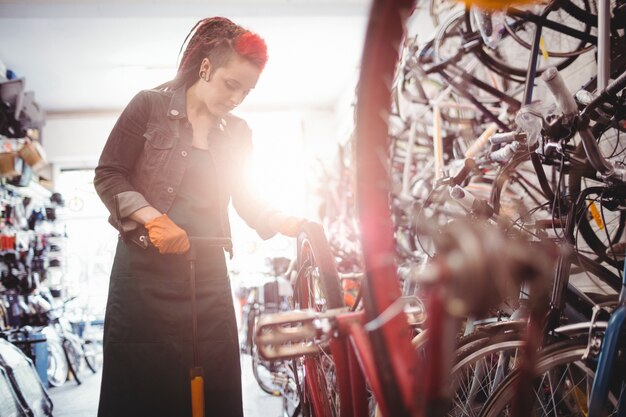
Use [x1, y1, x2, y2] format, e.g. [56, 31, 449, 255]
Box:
[251, 346, 282, 397]
[248, 307, 282, 396]
[447, 323, 526, 417]
[295, 222, 344, 311]
[63, 338, 82, 385]
[82, 341, 100, 374]
[293, 222, 344, 417]
[281, 359, 304, 417]
[480, 336, 619, 417]
[429, 0, 464, 26]
[462, 5, 589, 81]
[46, 340, 68, 388]
[568, 143, 626, 269]
[503, 0, 594, 58]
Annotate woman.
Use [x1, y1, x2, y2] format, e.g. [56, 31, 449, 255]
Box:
[94, 17, 302, 417]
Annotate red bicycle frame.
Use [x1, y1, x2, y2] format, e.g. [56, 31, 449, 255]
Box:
[353, 0, 420, 415]
[256, 278, 461, 417]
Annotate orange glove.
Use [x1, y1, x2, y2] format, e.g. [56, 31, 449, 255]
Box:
[278, 217, 306, 238]
[144, 214, 190, 254]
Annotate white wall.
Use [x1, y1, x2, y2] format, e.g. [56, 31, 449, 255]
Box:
[43, 113, 118, 171]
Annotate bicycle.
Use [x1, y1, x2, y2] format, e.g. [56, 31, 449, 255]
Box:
[463, 56, 626, 417]
[43, 296, 99, 386]
[259, 1, 626, 416]
[239, 256, 296, 398]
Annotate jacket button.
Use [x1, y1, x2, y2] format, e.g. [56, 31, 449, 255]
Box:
[181, 151, 188, 157]
[170, 109, 179, 116]
[167, 187, 174, 193]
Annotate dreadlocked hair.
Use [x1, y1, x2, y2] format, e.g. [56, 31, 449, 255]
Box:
[159, 17, 268, 90]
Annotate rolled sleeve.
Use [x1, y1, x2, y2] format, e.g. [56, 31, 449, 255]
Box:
[116, 190, 151, 218]
[94, 91, 151, 230]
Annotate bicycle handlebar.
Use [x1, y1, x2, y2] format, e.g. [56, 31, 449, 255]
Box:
[542, 67, 579, 116]
[489, 141, 520, 162]
[490, 131, 526, 145]
[580, 69, 626, 118]
[542, 66, 618, 179]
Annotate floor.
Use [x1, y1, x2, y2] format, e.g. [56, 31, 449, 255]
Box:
[47, 354, 282, 417]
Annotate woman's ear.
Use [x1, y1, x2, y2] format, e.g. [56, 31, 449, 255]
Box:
[200, 58, 212, 81]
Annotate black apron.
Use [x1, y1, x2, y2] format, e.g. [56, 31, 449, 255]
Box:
[98, 148, 243, 417]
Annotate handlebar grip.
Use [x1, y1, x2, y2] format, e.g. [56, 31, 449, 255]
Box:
[490, 131, 526, 146]
[542, 67, 579, 116]
[489, 141, 520, 163]
[542, 68, 618, 177]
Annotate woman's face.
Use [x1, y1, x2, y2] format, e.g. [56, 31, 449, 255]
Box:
[198, 54, 262, 117]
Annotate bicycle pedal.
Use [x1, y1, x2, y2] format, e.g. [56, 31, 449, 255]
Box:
[255, 309, 341, 360]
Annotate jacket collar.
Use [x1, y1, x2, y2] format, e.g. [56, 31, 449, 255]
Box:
[167, 85, 187, 120]
[167, 85, 227, 132]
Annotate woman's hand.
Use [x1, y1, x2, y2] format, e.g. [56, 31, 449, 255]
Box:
[278, 216, 306, 238]
[144, 214, 190, 254]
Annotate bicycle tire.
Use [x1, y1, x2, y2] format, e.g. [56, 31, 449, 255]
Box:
[293, 222, 345, 417]
[63, 339, 82, 385]
[462, 9, 584, 81]
[479, 336, 619, 417]
[281, 359, 303, 417]
[82, 341, 100, 374]
[448, 323, 526, 417]
[568, 145, 626, 269]
[295, 222, 343, 310]
[46, 340, 68, 388]
[248, 307, 282, 396]
[502, 0, 593, 58]
[559, 0, 599, 27]
[251, 345, 281, 397]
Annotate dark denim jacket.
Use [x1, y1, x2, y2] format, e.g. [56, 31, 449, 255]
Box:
[94, 86, 284, 246]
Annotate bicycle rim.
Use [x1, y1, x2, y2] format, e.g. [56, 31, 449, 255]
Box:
[83, 341, 100, 374]
[568, 144, 626, 270]
[251, 344, 282, 396]
[47, 341, 68, 387]
[448, 326, 526, 417]
[460, 8, 584, 81]
[480, 337, 619, 417]
[503, 0, 593, 58]
[63, 339, 82, 385]
[294, 223, 344, 417]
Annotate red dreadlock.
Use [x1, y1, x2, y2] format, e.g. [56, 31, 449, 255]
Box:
[164, 17, 267, 89]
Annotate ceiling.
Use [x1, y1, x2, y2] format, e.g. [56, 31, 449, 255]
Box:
[0, 0, 371, 114]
